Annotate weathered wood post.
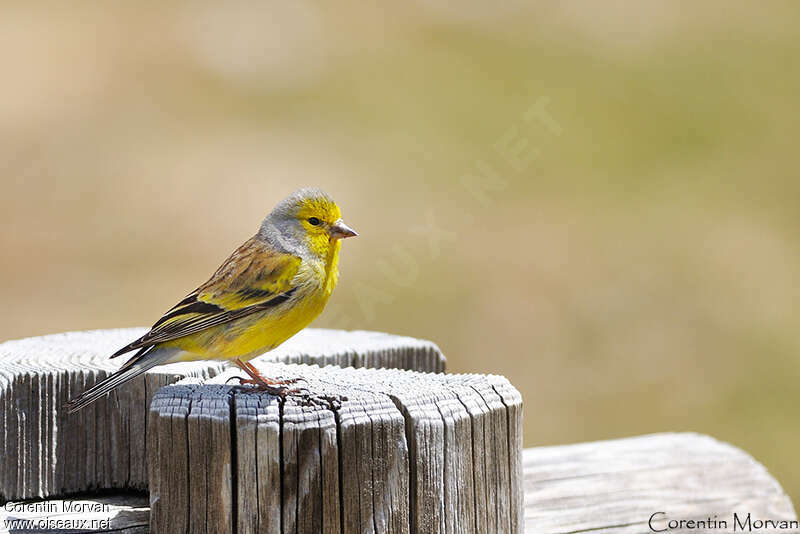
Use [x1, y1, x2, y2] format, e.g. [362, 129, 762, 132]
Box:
[147, 364, 524, 534]
[1, 432, 796, 534]
[0, 328, 444, 502]
[6, 329, 795, 534]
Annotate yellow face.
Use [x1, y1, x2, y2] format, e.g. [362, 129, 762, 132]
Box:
[295, 196, 357, 257]
[297, 197, 341, 235]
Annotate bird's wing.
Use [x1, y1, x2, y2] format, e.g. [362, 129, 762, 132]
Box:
[111, 236, 302, 357]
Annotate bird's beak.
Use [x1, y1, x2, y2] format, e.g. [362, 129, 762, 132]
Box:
[329, 219, 358, 239]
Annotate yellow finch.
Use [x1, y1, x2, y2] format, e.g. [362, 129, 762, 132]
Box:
[66, 188, 357, 412]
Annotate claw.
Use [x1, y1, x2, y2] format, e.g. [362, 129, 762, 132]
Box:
[232, 379, 290, 397]
[226, 375, 252, 385]
[228, 359, 345, 406]
[275, 377, 304, 385]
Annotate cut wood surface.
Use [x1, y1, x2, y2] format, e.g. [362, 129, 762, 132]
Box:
[3, 433, 795, 534]
[148, 363, 523, 534]
[0, 328, 444, 502]
[523, 433, 797, 533]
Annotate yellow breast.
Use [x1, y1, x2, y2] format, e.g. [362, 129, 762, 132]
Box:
[170, 241, 341, 362]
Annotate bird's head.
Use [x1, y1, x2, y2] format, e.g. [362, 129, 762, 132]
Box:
[260, 188, 357, 259]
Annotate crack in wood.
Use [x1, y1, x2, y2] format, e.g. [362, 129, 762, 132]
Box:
[148, 364, 521, 534]
[0, 328, 445, 503]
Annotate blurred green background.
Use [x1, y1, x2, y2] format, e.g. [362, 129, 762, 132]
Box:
[1, 1, 798, 502]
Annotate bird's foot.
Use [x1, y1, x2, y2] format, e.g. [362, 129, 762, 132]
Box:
[225, 376, 297, 397]
[247, 375, 303, 387]
[228, 360, 341, 405]
[229, 358, 305, 395]
[225, 376, 345, 408]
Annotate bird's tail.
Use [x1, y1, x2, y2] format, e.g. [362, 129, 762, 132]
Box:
[64, 346, 178, 413]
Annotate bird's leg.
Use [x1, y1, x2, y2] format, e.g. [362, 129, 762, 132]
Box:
[232, 358, 293, 396]
[242, 360, 299, 386]
[230, 360, 345, 409]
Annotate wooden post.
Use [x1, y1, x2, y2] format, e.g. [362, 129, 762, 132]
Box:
[0, 328, 445, 502]
[148, 363, 524, 534]
[522, 433, 798, 532]
[1, 433, 796, 534]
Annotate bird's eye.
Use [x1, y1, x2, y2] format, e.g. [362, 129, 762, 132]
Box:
[308, 217, 321, 226]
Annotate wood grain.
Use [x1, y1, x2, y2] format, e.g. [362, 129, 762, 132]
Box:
[523, 432, 797, 533]
[0, 328, 445, 502]
[147, 363, 522, 534]
[3, 434, 795, 534]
